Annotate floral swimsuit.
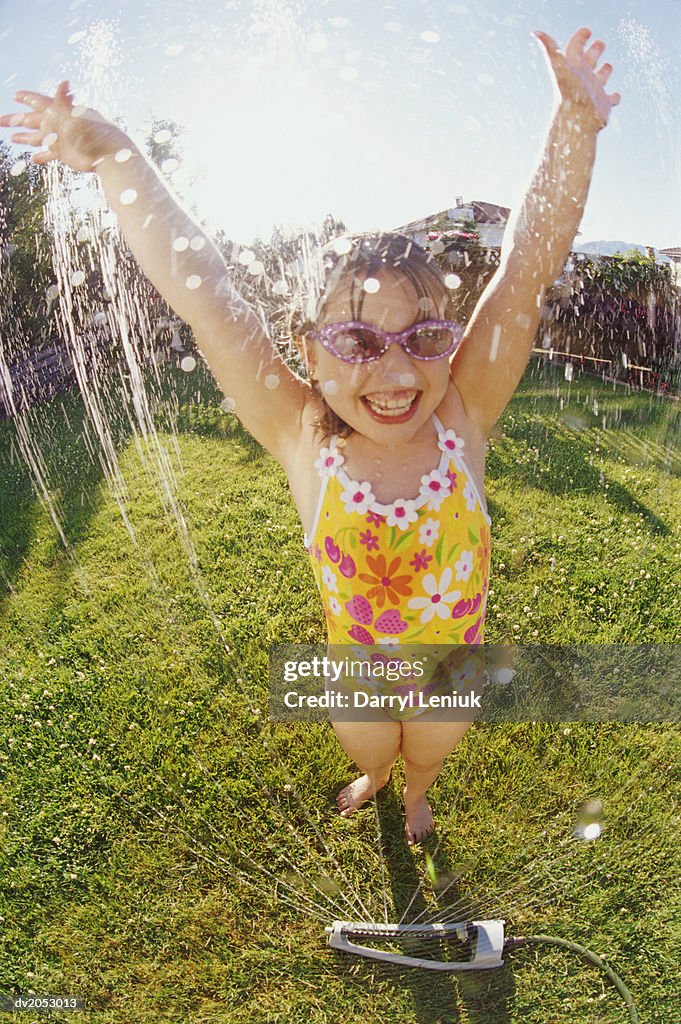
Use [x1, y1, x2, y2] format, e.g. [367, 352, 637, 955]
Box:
[304, 413, 491, 719]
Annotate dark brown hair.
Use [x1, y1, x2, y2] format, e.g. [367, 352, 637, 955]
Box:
[290, 231, 450, 439]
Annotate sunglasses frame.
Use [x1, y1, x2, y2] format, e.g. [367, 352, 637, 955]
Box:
[306, 319, 464, 364]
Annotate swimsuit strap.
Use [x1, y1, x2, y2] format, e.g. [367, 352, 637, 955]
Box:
[431, 412, 446, 435]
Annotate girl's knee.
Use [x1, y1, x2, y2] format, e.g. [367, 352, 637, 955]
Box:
[402, 753, 444, 775]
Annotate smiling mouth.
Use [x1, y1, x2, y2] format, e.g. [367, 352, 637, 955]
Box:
[361, 389, 421, 422]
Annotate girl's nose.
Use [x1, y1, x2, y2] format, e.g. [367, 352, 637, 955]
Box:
[373, 339, 417, 374]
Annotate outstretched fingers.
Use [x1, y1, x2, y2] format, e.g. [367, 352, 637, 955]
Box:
[532, 30, 557, 53]
[13, 89, 54, 112]
[565, 25, 592, 61]
[584, 39, 606, 68]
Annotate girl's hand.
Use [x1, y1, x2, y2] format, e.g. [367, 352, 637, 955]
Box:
[533, 26, 621, 130]
[0, 80, 128, 172]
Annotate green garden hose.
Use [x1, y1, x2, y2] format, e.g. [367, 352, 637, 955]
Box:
[504, 934, 639, 1023]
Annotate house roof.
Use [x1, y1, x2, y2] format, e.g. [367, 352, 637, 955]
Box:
[394, 200, 510, 236]
[658, 247, 681, 260]
[469, 200, 511, 224]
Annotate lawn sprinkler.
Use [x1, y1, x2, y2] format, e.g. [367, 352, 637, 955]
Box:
[326, 919, 639, 1022]
[326, 919, 505, 971]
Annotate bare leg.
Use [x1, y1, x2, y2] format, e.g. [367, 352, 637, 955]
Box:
[330, 716, 402, 817]
[400, 719, 471, 845]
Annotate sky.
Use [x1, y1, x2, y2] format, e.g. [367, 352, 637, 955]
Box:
[0, 0, 680, 248]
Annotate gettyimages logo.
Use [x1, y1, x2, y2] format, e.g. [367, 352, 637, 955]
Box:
[269, 644, 680, 723]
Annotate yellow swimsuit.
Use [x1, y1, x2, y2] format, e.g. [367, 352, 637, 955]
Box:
[305, 413, 491, 718]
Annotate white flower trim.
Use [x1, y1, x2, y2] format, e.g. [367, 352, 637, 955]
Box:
[385, 499, 419, 530]
[437, 428, 465, 455]
[419, 469, 452, 511]
[314, 445, 344, 478]
[340, 479, 376, 515]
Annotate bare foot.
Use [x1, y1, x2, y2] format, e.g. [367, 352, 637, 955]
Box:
[403, 786, 435, 846]
[336, 773, 390, 818]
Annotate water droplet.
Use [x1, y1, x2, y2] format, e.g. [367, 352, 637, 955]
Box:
[444, 274, 461, 289]
[339, 66, 359, 82]
[164, 43, 184, 57]
[154, 129, 172, 144]
[477, 73, 495, 86]
[248, 260, 264, 276]
[272, 280, 289, 296]
[10, 160, 26, 177]
[190, 237, 206, 251]
[68, 31, 86, 45]
[43, 132, 58, 148]
[307, 32, 327, 53]
[420, 30, 440, 44]
[71, 105, 87, 118]
[70, 271, 86, 287]
[489, 324, 502, 362]
[173, 236, 189, 252]
[429, 240, 445, 255]
[363, 277, 380, 293]
[120, 189, 138, 205]
[180, 355, 196, 373]
[221, 396, 237, 412]
[576, 822, 602, 841]
[418, 296, 434, 312]
[332, 237, 352, 255]
[399, 373, 415, 387]
[185, 275, 202, 290]
[265, 374, 280, 390]
[384, 21, 402, 32]
[161, 158, 178, 174]
[323, 379, 339, 395]
[76, 227, 89, 243]
[46, 284, 60, 301]
[565, 363, 574, 382]
[238, 249, 255, 266]
[114, 148, 132, 163]
[450, 3, 468, 13]
[515, 313, 531, 329]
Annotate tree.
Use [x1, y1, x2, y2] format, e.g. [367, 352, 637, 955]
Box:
[548, 250, 678, 370]
[0, 142, 54, 353]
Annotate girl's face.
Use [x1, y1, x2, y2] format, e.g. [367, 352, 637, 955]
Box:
[307, 271, 452, 445]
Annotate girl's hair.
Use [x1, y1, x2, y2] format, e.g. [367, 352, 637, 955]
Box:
[289, 231, 450, 439]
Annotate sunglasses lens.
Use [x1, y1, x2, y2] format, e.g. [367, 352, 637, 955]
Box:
[408, 325, 457, 358]
[331, 327, 383, 362]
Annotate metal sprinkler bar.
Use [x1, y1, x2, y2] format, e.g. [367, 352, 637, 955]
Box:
[325, 919, 506, 971]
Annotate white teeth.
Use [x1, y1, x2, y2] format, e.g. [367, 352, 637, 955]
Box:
[364, 390, 417, 415]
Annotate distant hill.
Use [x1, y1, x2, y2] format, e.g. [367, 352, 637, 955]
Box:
[574, 240, 672, 263]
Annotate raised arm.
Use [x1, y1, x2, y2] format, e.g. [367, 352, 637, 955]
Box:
[0, 82, 310, 462]
[451, 27, 621, 435]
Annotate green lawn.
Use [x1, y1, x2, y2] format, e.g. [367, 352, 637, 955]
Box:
[0, 360, 679, 1023]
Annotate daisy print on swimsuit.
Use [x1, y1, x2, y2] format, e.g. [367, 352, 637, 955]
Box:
[304, 414, 492, 649]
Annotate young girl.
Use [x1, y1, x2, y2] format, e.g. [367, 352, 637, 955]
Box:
[1, 27, 619, 845]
